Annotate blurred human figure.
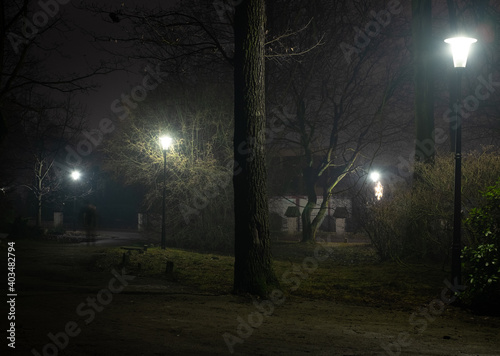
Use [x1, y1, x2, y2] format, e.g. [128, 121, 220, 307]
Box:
[83, 202, 97, 245]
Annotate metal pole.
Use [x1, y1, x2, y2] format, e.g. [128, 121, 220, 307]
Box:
[451, 68, 463, 285]
[161, 150, 167, 249]
[73, 196, 77, 231]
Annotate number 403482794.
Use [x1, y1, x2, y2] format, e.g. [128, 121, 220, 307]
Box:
[8, 242, 15, 273]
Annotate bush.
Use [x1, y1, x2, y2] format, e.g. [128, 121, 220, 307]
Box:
[460, 179, 500, 314]
[363, 181, 451, 261]
[363, 149, 500, 262]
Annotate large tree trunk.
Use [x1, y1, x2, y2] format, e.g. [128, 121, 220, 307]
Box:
[301, 201, 316, 243]
[302, 189, 336, 244]
[412, 0, 435, 164]
[301, 198, 329, 244]
[233, 0, 277, 296]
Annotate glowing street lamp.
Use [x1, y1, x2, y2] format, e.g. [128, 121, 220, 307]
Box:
[444, 37, 477, 68]
[444, 36, 476, 285]
[71, 170, 81, 181]
[160, 136, 173, 151]
[160, 135, 172, 249]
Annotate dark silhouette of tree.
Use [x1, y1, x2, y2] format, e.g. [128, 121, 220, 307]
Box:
[0, 0, 112, 145]
[82, 0, 299, 294]
[100, 80, 234, 249]
[1, 93, 87, 227]
[233, 0, 277, 295]
[412, 0, 435, 164]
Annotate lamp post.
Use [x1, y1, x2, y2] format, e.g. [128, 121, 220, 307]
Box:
[70, 170, 81, 231]
[444, 36, 476, 285]
[160, 135, 172, 250]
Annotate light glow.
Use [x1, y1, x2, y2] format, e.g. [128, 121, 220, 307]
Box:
[160, 135, 172, 151]
[444, 37, 477, 68]
[370, 171, 380, 182]
[374, 181, 383, 201]
[70, 170, 81, 181]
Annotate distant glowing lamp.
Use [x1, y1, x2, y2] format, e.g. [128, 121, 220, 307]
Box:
[160, 136, 172, 151]
[369, 171, 380, 183]
[71, 170, 81, 181]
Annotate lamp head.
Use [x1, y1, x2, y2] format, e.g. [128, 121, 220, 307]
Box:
[71, 170, 81, 181]
[370, 171, 380, 182]
[160, 136, 172, 151]
[444, 37, 477, 68]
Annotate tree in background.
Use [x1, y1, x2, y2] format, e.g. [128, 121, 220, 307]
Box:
[266, 0, 411, 243]
[86, 0, 282, 294]
[0, 0, 111, 145]
[0, 0, 114, 231]
[100, 81, 234, 250]
[412, 0, 435, 164]
[0, 91, 87, 229]
[20, 98, 86, 228]
[442, 1, 500, 151]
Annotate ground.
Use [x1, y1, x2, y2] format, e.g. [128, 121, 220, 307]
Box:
[2, 231, 500, 356]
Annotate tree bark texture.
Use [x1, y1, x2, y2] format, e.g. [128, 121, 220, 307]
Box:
[301, 167, 352, 244]
[233, 0, 277, 296]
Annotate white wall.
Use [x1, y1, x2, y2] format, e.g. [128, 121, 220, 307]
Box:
[269, 196, 352, 232]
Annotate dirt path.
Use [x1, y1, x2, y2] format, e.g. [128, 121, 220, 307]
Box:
[5, 240, 500, 356]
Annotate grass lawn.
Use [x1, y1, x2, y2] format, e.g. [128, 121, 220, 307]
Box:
[94, 240, 450, 310]
[3, 237, 499, 356]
